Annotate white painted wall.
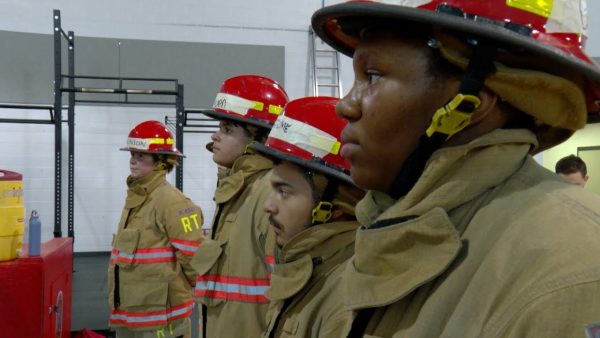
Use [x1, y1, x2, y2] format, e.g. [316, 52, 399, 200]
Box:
[0, 0, 346, 252]
[0, 0, 599, 252]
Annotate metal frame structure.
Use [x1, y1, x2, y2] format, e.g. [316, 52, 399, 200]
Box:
[0, 9, 220, 241]
[166, 109, 219, 135]
[52, 9, 187, 239]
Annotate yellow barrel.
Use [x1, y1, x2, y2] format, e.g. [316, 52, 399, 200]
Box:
[0, 170, 25, 261]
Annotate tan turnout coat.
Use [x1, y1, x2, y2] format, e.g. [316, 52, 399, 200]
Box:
[343, 129, 600, 338]
[264, 221, 358, 338]
[192, 153, 276, 338]
[108, 170, 204, 331]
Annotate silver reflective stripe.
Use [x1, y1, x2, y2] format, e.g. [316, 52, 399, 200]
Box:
[195, 280, 268, 296]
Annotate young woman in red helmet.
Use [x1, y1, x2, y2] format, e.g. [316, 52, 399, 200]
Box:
[311, 0, 600, 336]
[190, 75, 289, 338]
[108, 120, 205, 338]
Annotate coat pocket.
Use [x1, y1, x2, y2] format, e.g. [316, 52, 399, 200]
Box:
[112, 228, 140, 269]
[190, 239, 224, 275]
[121, 281, 168, 310]
[193, 239, 228, 307]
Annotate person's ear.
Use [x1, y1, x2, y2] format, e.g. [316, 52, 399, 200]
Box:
[469, 87, 498, 126]
[330, 208, 345, 221]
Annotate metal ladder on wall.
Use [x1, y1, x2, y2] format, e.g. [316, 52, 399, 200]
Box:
[309, 25, 343, 97]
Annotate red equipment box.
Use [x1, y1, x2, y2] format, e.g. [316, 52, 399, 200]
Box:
[0, 238, 73, 338]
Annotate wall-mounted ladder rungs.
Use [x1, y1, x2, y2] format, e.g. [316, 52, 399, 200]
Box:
[317, 83, 340, 88]
[315, 49, 337, 53]
[309, 25, 343, 98]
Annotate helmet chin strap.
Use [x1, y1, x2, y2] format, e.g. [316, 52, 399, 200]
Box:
[243, 141, 258, 155]
[388, 39, 498, 199]
[311, 178, 339, 225]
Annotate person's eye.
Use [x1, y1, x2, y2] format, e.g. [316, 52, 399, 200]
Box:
[367, 72, 381, 85]
[278, 188, 290, 199]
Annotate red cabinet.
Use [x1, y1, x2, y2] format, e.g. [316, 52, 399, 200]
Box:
[0, 238, 73, 338]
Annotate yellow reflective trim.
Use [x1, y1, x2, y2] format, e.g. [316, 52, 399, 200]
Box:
[507, 0, 553, 18]
[425, 93, 480, 139]
[330, 141, 341, 155]
[147, 138, 165, 145]
[147, 137, 174, 145]
[309, 135, 341, 155]
[268, 104, 283, 115]
[251, 101, 264, 111]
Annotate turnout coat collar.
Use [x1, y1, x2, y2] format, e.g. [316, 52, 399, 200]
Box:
[346, 129, 537, 310]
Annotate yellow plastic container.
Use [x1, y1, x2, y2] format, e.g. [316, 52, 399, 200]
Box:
[0, 170, 24, 261]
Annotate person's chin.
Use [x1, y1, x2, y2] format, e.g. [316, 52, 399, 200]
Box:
[351, 168, 386, 192]
[212, 153, 225, 165]
[275, 237, 285, 248]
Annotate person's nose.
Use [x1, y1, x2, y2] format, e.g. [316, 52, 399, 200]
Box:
[263, 192, 277, 215]
[336, 82, 362, 122]
[211, 130, 220, 142]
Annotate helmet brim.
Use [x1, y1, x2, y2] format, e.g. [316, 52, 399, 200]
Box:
[200, 109, 274, 130]
[250, 143, 354, 186]
[312, 2, 600, 103]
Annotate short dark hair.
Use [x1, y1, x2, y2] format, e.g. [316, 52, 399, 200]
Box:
[555, 155, 587, 176]
[272, 158, 321, 204]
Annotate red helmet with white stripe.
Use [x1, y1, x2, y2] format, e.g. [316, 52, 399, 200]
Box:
[312, 0, 600, 114]
[251, 96, 352, 184]
[201, 75, 289, 129]
[120, 120, 183, 157]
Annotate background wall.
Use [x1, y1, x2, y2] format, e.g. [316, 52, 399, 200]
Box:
[0, 0, 599, 252]
[0, 0, 346, 252]
[0, 30, 285, 107]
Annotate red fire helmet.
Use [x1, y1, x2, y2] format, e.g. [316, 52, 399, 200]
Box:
[120, 120, 183, 157]
[201, 75, 289, 129]
[312, 0, 600, 114]
[251, 96, 352, 184]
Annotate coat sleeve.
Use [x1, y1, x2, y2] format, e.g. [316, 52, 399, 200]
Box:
[159, 196, 206, 284]
[491, 279, 600, 338]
